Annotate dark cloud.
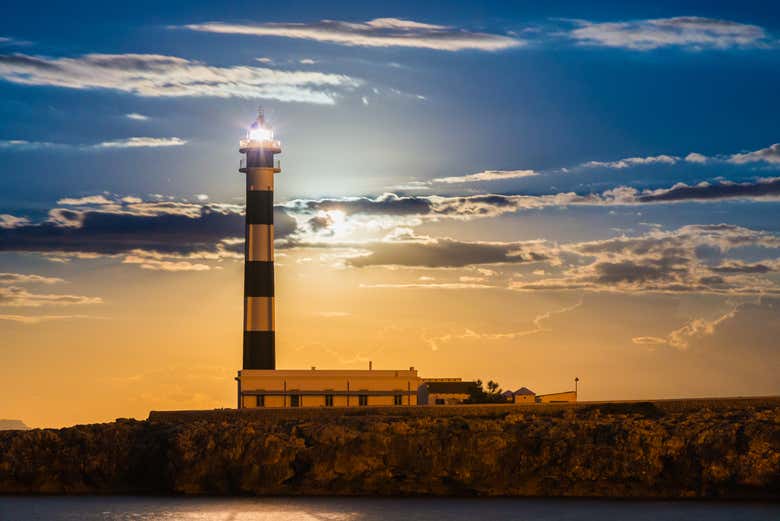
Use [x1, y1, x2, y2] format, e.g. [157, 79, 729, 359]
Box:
[709, 260, 779, 274]
[284, 179, 780, 232]
[512, 225, 780, 294]
[0, 197, 297, 257]
[637, 178, 780, 203]
[347, 236, 552, 268]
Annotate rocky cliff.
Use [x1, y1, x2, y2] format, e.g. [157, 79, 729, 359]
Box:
[1, 399, 778, 498]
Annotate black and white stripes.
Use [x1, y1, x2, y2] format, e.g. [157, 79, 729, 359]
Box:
[240, 133, 281, 370]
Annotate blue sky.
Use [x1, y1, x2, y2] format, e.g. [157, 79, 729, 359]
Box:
[1, 1, 779, 426]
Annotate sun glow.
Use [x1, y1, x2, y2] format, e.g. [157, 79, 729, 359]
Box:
[248, 126, 274, 142]
[324, 209, 348, 235]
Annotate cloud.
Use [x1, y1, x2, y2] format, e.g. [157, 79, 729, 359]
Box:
[632, 302, 743, 349]
[0, 314, 94, 324]
[583, 154, 679, 169]
[181, 18, 523, 51]
[430, 170, 538, 184]
[57, 195, 114, 205]
[729, 143, 780, 165]
[3, 180, 780, 277]
[0, 273, 64, 285]
[121, 255, 211, 272]
[284, 192, 590, 228]
[0, 139, 60, 150]
[359, 282, 494, 290]
[346, 233, 553, 268]
[94, 137, 187, 149]
[0, 137, 187, 151]
[286, 179, 780, 235]
[0, 195, 297, 267]
[511, 224, 780, 294]
[580, 143, 779, 168]
[424, 297, 583, 351]
[125, 113, 149, 121]
[0, 286, 102, 307]
[0, 53, 360, 104]
[0, 214, 30, 229]
[635, 178, 780, 203]
[685, 152, 709, 164]
[568, 17, 770, 50]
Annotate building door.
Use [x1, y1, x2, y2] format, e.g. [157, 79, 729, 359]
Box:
[358, 394, 368, 406]
[290, 395, 301, 407]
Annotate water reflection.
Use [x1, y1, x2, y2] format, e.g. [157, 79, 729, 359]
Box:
[1, 497, 779, 521]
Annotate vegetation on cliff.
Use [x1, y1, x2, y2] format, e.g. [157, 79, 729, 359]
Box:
[0, 400, 778, 498]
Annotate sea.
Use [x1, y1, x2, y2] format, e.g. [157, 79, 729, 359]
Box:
[0, 497, 778, 521]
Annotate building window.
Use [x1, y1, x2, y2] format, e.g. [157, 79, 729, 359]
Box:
[290, 395, 300, 408]
[325, 394, 334, 407]
[255, 395, 265, 407]
[394, 394, 403, 406]
[358, 394, 368, 406]
[435, 398, 445, 405]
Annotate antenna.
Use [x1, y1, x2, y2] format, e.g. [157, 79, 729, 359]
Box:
[257, 106, 265, 123]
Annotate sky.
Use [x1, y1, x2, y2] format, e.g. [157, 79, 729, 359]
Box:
[1, 1, 779, 427]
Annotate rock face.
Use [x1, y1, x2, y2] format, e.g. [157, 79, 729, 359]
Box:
[1, 400, 779, 498]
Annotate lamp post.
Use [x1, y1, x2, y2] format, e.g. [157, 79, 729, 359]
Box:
[575, 377, 580, 396]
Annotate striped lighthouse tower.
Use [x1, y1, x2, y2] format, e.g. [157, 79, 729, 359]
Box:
[239, 109, 281, 369]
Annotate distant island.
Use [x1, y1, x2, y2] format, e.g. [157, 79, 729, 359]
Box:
[0, 419, 28, 431]
[1, 397, 779, 498]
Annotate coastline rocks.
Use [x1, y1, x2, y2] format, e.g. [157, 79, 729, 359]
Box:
[0, 403, 778, 498]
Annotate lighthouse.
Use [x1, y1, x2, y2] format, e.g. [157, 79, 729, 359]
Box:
[239, 109, 281, 370]
[235, 110, 422, 409]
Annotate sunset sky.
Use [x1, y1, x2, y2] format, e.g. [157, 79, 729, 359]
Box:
[1, 1, 779, 427]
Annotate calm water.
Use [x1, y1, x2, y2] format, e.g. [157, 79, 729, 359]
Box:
[1, 497, 779, 521]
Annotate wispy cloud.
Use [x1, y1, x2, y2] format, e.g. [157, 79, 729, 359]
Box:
[121, 255, 211, 272]
[0, 53, 360, 104]
[0, 314, 95, 324]
[94, 137, 186, 149]
[568, 17, 770, 50]
[181, 18, 523, 52]
[0, 137, 187, 150]
[0, 286, 102, 307]
[424, 298, 583, 351]
[430, 170, 538, 184]
[359, 282, 494, 290]
[0, 214, 29, 229]
[583, 154, 679, 169]
[0, 139, 60, 150]
[632, 301, 744, 349]
[0, 273, 64, 285]
[125, 113, 149, 121]
[729, 143, 780, 165]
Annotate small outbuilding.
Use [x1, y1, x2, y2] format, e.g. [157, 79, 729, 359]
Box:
[514, 387, 536, 404]
[418, 379, 476, 405]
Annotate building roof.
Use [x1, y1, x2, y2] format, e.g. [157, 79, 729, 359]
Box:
[425, 381, 476, 394]
[515, 387, 535, 395]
